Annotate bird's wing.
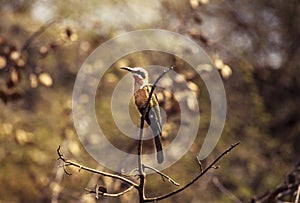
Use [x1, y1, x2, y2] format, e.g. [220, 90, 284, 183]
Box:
[134, 85, 163, 132]
[144, 85, 163, 133]
[137, 85, 164, 163]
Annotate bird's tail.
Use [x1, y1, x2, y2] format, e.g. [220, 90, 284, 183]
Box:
[154, 133, 164, 164]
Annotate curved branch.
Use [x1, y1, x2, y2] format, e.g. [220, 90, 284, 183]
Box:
[56, 146, 139, 188]
[145, 65, 175, 113]
[144, 142, 240, 202]
[143, 164, 180, 186]
[85, 185, 135, 197]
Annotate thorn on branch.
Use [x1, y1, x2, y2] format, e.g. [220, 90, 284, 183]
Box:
[63, 162, 72, 175]
[212, 165, 220, 169]
[84, 185, 134, 198]
[57, 145, 72, 175]
[96, 185, 107, 199]
[56, 145, 138, 187]
[196, 156, 203, 173]
[143, 164, 180, 186]
[56, 145, 65, 161]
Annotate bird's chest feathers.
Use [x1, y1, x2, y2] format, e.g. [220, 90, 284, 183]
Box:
[134, 88, 154, 113]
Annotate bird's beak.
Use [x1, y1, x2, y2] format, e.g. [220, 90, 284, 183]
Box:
[120, 67, 133, 72]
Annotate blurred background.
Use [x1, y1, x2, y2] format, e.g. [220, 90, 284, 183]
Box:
[0, 0, 299, 202]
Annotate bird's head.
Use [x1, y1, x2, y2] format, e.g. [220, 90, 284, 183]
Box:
[121, 67, 149, 82]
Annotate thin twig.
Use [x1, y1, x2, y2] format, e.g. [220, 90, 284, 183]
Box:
[144, 65, 175, 113]
[137, 116, 146, 202]
[144, 142, 240, 202]
[143, 164, 180, 186]
[212, 176, 243, 203]
[60, 162, 72, 175]
[196, 156, 203, 173]
[137, 116, 145, 175]
[84, 185, 135, 197]
[21, 18, 59, 52]
[56, 146, 139, 188]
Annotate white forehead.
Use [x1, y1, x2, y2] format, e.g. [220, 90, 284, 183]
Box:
[133, 67, 147, 73]
[131, 67, 148, 78]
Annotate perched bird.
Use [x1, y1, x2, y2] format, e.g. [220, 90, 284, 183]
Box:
[121, 67, 164, 164]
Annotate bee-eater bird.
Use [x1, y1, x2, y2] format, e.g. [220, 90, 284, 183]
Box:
[121, 67, 164, 164]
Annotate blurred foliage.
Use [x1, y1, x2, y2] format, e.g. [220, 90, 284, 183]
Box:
[0, 0, 299, 202]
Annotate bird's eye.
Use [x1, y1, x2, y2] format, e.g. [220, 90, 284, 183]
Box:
[138, 71, 145, 79]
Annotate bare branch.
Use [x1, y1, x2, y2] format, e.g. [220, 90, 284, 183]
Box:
[144, 142, 240, 202]
[196, 156, 203, 173]
[60, 162, 72, 175]
[85, 185, 135, 198]
[143, 164, 180, 187]
[58, 65, 238, 203]
[56, 146, 139, 188]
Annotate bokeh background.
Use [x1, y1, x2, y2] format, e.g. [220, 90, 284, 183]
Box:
[0, 0, 299, 202]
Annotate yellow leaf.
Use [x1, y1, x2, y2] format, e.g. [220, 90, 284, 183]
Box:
[221, 65, 232, 79]
[190, 0, 199, 9]
[199, 0, 209, 4]
[10, 51, 20, 61]
[214, 58, 224, 70]
[0, 56, 6, 69]
[30, 74, 38, 88]
[39, 72, 53, 87]
[11, 69, 19, 84]
[15, 129, 33, 145]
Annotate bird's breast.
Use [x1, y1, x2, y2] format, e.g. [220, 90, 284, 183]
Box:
[134, 88, 154, 113]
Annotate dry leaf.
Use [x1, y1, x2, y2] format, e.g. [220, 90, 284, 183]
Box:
[10, 51, 20, 61]
[39, 46, 48, 56]
[187, 81, 199, 95]
[68, 141, 81, 156]
[30, 73, 39, 88]
[16, 58, 25, 67]
[190, 0, 199, 9]
[214, 58, 224, 70]
[1, 123, 13, 134]
[10, 69, 19, 84]
[221, 65, 232, 79]
[199, 0, 209, 4]
[187, 94, 198, 111]
[80, 41, 91, 53]
[38, 72, 53, 87]
[0, 56, 6, 69]
[15, 129, 33, 145]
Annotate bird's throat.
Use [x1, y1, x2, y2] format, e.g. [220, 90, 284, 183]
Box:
[134, 76, 148, 91]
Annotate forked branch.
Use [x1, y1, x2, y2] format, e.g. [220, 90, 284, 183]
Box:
[144, 142, 240, 202]
[57, 65, 239, 202]
[56, 146, 138, 188]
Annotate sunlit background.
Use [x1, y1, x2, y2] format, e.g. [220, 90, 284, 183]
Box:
[0, 0, 299, 202]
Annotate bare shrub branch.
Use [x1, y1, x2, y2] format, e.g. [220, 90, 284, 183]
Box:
[143, 164, 180, 186]
[144, 142, 240, 202]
